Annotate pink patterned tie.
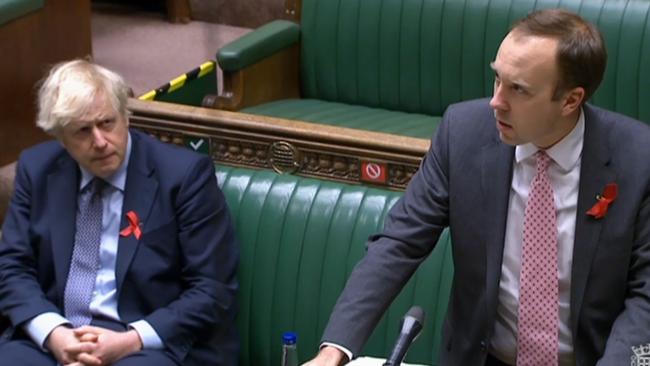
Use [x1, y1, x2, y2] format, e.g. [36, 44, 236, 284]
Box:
[516, 151, 558, 366]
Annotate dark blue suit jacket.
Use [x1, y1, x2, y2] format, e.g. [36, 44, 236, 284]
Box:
[322, 99, 650, 365]
[0, 130, 239, 365]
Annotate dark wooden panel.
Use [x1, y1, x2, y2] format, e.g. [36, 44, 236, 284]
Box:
[191, 0, 288, 28]
[0, 0, 91, 166]
[166, 0, 191, 23]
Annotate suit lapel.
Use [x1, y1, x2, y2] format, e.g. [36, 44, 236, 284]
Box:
[115, 133, 158, 293]
[570, 106, 615, 334]
[481, 138, 515, 320]
[48, 156, 80, 298]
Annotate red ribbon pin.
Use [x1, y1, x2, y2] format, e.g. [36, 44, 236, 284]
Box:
[119, 210, 142, 240]
[586, 183, 618, 219]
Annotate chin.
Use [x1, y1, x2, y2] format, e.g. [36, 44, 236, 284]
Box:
[91, 164, 119, 179]
[94, 156, 123, 177]
[498, 134, 516, 146]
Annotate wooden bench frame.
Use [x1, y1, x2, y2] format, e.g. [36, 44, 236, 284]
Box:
[203, 0, 302, 111]
[129, 98, 429, 190]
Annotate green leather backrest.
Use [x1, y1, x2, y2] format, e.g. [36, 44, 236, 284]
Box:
[300, 0, 650, 123]
[0, 0, 43, 26]
[216, 165, 453, 365]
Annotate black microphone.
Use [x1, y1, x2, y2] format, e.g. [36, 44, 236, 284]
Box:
[382, 306, 426, 366]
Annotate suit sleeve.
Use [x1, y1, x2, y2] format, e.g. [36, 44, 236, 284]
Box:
[598, 187, 650, 364]
[0, 157, 61, 327]
[320, 109, 453, 356]
[140, 156, 239, 360]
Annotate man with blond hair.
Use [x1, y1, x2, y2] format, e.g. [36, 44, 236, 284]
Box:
[0, 60, 239, 365]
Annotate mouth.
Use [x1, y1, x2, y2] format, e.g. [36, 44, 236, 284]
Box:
[93, 152, 115, 162]
[496, 119, 513, 131]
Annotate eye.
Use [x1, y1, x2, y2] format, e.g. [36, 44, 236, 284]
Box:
[74, 126, 92, 137]
[98, 118, 116, 130]
[512, 84, 527, 94]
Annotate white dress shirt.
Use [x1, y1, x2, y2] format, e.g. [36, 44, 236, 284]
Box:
[24, 133, 164, 350]
[490, 110, 584, 365]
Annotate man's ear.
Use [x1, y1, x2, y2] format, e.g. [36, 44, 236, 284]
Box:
[561, 87, 585, 116]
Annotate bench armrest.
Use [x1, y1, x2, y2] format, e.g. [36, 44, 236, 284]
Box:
[206, 20, 301, 111]
[217, 20, 300, 72]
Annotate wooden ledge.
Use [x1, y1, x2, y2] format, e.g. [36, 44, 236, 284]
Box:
[128, 99, 430, 190]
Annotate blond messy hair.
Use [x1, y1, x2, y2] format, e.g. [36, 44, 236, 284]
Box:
[36, 59, 130, 135]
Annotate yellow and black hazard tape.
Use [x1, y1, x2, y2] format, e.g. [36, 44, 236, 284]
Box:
[139, 60, 216, 101]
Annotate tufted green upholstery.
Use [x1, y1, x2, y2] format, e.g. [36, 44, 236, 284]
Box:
[244, 99, 441, 138]
[216, 165, 453, 365]
[217, 0, 650, 138]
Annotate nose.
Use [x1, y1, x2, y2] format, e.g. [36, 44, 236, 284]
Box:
[91, 126, 108, 148]
[489, 83, 508, 112]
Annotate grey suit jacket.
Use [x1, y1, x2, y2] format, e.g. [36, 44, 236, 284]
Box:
[321, 98, 650, 365]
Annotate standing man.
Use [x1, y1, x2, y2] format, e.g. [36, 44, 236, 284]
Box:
[305, 8, 650, 366]
[0, 60, 239, 365]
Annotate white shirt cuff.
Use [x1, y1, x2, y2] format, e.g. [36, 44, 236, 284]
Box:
[23, 312, 70, 349]
[129, 320, 164, 349]
[321, 342, 354, 361]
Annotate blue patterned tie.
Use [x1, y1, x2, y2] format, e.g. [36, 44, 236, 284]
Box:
[64, 178, 106, 327]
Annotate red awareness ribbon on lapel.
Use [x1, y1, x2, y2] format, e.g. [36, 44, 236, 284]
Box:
[119, 210, 142, 240]
[586, 183, 618, 219]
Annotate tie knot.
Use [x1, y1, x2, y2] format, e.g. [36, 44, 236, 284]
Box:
[535, 150, 551, 173]
[89, 178, 107, 198]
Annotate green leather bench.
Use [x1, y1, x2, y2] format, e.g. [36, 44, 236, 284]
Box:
[209, 0, 650, 138]
[0, 0, 42, 26]
[216, 165, 453, 365]
[0, 161, 449, 364]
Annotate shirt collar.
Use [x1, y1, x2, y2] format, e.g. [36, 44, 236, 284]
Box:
[79, 131, 132, 192]
[515, 108, 585, 172]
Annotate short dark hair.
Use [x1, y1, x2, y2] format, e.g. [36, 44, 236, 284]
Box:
[512, 8, 607, 102]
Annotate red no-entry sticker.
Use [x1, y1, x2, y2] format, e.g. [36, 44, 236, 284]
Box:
[361, 161, 387, 184]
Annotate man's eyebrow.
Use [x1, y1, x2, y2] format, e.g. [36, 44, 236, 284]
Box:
[487, 63, 532, 89]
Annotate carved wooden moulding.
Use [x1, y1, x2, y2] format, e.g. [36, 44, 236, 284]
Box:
[128, 99, 429, 190]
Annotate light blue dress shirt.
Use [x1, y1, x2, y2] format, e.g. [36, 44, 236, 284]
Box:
[24, 133, 164, 350]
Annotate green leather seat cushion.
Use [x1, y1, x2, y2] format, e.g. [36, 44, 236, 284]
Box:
[216, 165, 453, 365]
[242, 99, 441, 139]
[0, 0, 43, 26]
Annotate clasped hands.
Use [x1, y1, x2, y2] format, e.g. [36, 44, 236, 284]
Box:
[46, 325, 143, 365]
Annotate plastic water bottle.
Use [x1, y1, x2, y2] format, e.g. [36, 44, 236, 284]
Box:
[281, 331, 299, 366]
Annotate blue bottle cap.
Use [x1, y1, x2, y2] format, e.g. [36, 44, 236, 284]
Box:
[282, 331, 297, 345]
